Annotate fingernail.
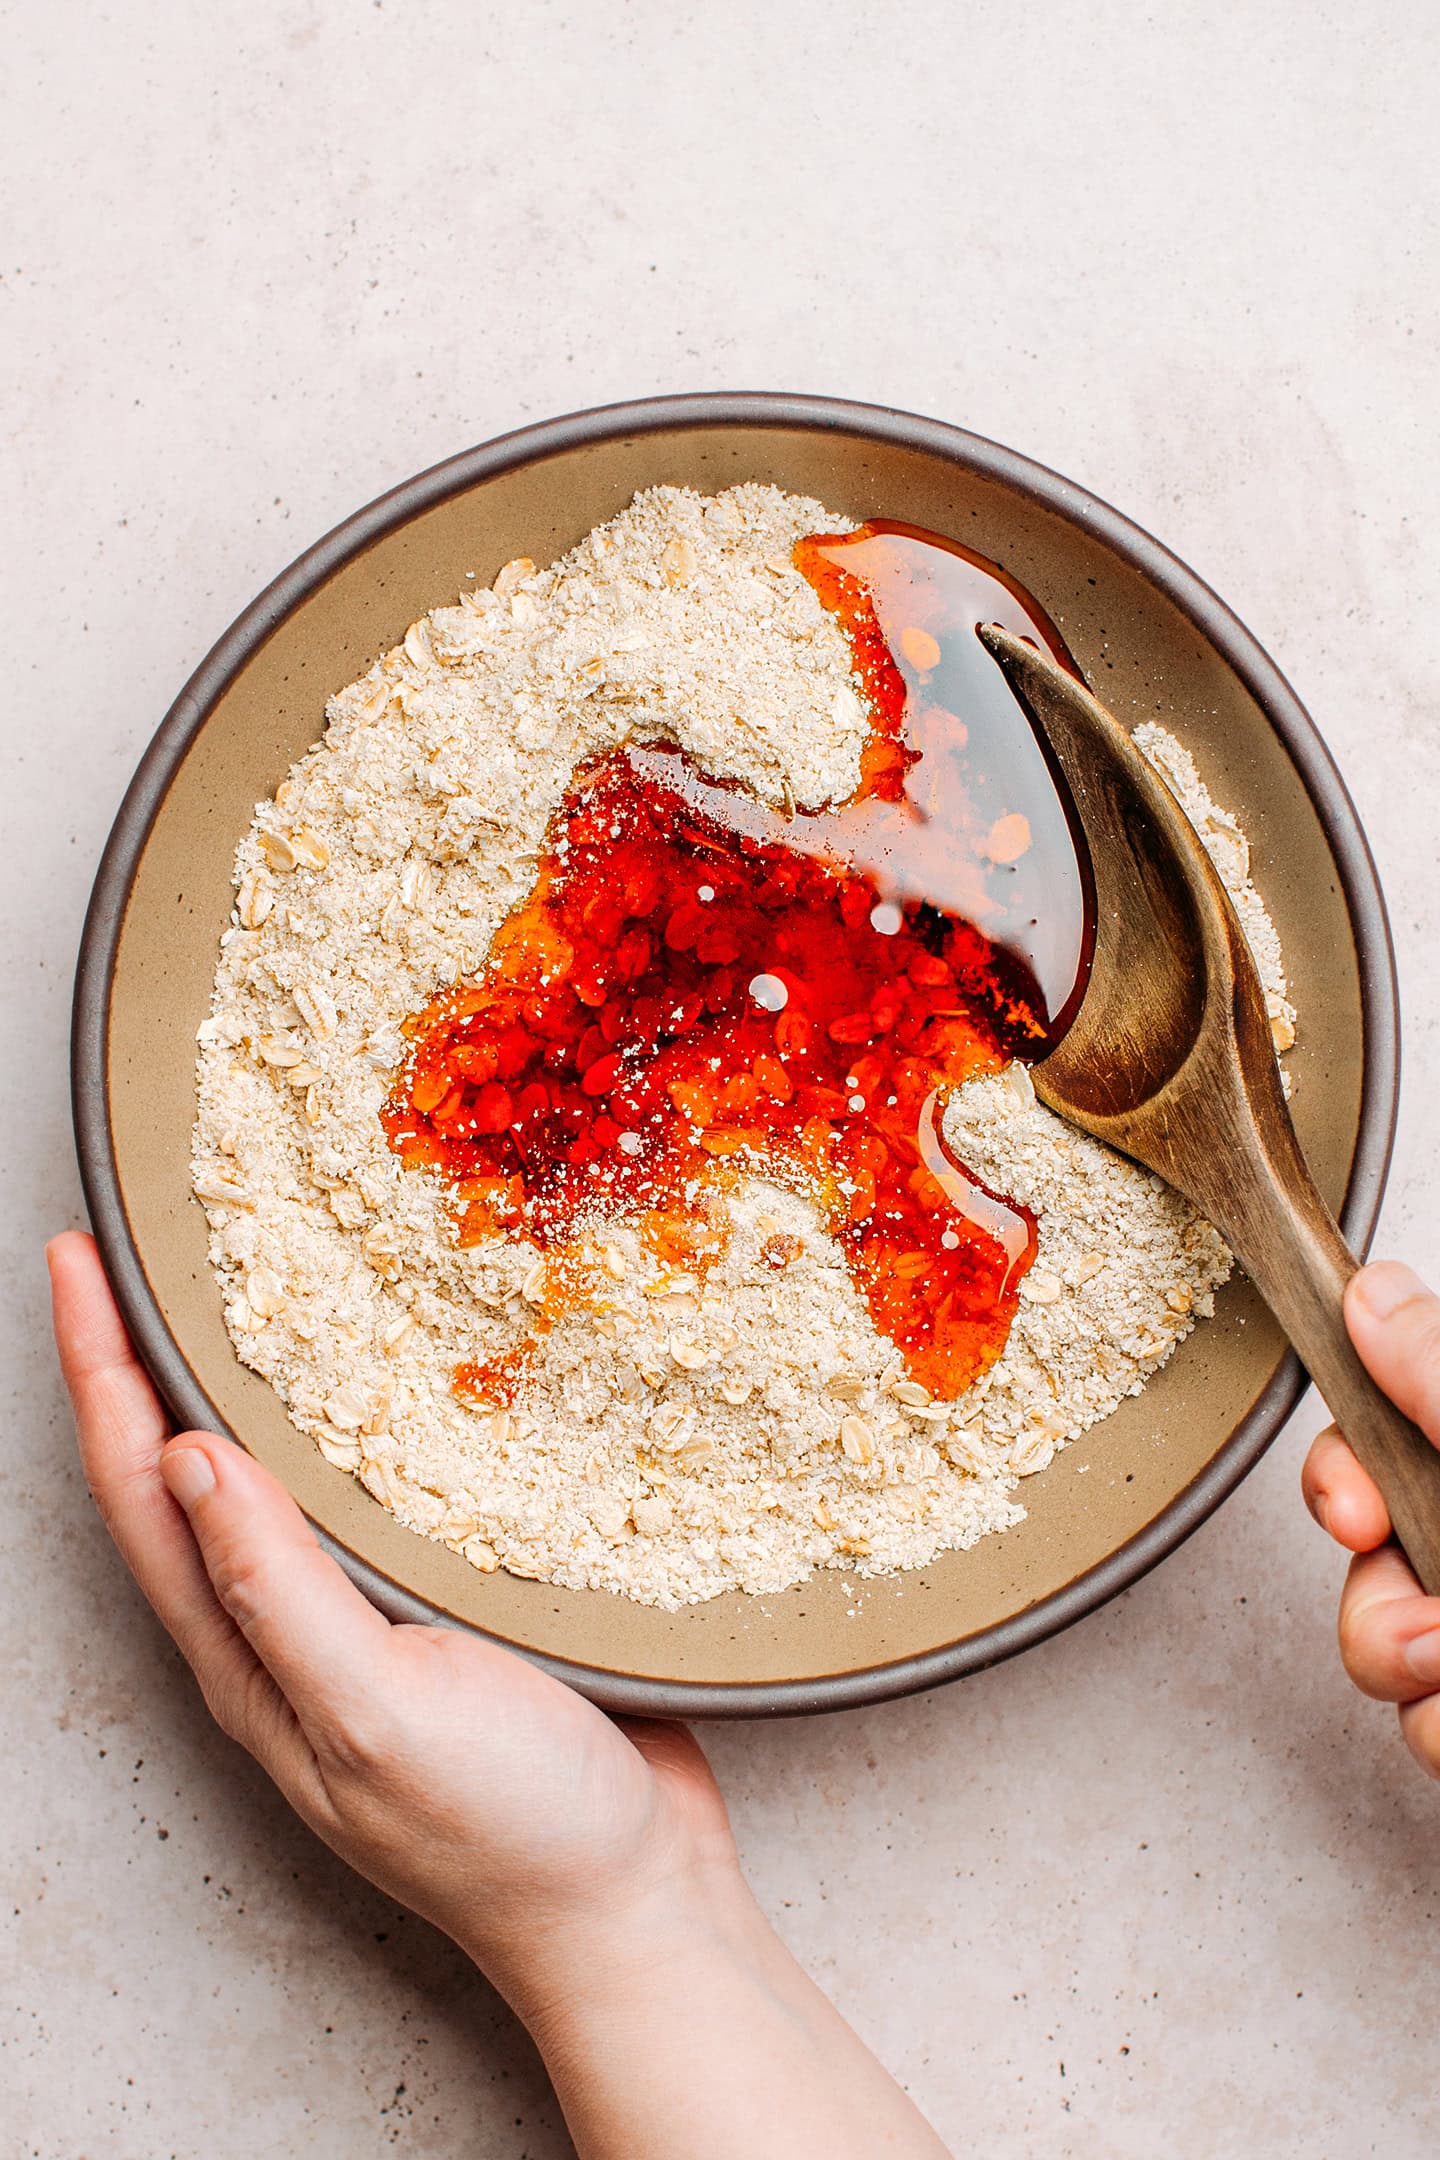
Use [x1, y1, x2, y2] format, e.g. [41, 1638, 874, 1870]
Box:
[161, 1446, 216, 1511]
[1352, 1262, 1426, 1323]
[1402, 1629, 1440, 1687]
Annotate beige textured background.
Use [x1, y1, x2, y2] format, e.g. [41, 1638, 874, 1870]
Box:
[5, 4, 1438, 2154]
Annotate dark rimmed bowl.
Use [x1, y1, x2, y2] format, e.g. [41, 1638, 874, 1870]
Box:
[73, 393, 1398, 1718]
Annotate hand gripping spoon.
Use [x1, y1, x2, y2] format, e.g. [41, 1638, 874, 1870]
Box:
[978, 624, 1440, 1593]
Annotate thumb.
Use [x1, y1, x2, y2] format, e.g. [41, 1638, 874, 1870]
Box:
[1344, 1264, 1440, 1444]
[159, 1432, 395, 1748]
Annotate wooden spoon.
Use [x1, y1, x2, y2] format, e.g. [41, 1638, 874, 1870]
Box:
[978, 623, 1440, 1593]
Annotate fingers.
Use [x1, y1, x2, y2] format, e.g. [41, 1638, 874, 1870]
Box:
[50, 1228, 170, 1478]
[1301, 1424, 1392, 1551]
[49, 1233, 315, 1789]
[156, 1430, 395, 1761]
[617, 1719, 720, 1791]
[1304, 1261, 1440, 1556]
[1319, 1265, 1440, 1778]
[51, 1230, 212, 1605]
[1335, 1544, 1440, 1703]
[1398, 1695, 1440, 1782]
[1344, 1263, 1440, 1442]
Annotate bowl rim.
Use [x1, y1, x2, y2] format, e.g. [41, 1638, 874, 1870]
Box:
[72, 390, 1400, 1719]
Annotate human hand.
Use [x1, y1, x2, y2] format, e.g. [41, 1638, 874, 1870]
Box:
[50, 1229, 952, 2158]
[1302, 1261, 1440, 1782]
[47, 1228, 735, 2015]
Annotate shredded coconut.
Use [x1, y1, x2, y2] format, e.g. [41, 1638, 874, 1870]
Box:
[192, 484, 1293, 1608]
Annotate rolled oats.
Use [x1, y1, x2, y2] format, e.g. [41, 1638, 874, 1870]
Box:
[840, 1415, 877, 1466]
[194, 483, 1293, 1610]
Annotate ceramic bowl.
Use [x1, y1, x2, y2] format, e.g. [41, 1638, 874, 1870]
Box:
[72, 393, 1397, 1716]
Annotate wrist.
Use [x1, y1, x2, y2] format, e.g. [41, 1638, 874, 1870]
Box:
[488, 1850, 773, 2045]
[488, 1857, 951, 2160]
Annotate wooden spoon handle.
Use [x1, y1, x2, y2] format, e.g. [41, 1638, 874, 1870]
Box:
[1206, 1156, 1440, 1596]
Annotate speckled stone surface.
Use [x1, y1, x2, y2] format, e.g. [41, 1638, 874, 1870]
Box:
[5, 5, 1439, 2154]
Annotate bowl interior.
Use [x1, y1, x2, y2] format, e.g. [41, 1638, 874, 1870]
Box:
[101, 416, 1369, 1707]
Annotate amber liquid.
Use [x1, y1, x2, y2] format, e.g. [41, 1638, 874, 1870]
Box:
[384, 522, 1094, 1403]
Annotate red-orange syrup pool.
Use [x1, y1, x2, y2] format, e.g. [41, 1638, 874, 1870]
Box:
[384, 523, 1094, 1403]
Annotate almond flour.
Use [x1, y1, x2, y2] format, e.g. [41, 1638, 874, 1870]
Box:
[192, 484, 1294, 1608]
